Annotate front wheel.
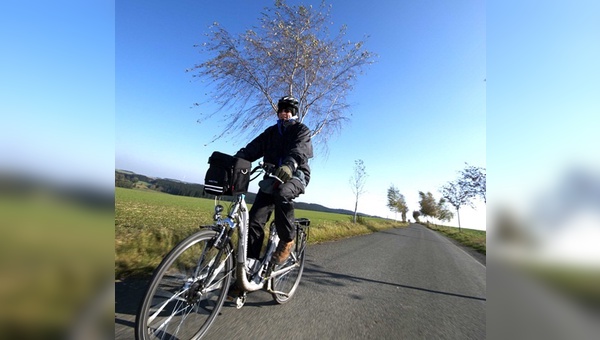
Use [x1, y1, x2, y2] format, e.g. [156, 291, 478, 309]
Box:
[270, 230, 306, 304]
[135, 229, 233, 340]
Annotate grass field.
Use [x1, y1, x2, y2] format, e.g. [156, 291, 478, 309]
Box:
[115, 187, 406, 278]
[424, 223, 487, 254]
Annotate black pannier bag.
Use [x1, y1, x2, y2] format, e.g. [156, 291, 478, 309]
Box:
[204, 152, 251, 196]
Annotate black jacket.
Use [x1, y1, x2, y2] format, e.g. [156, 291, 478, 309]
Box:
[235, 120, 313, 185]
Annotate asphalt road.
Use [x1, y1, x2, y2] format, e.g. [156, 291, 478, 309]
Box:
[115, 223, 486, 339]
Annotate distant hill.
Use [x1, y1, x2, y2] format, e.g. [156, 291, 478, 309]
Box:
[115, 170, 372, 217]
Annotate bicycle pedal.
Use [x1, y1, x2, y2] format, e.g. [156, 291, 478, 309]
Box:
[235, 293, 247, 309]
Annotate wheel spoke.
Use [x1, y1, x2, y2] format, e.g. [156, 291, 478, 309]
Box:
[136, 229, 232, 340]
[147, 288, 187, 324]
[270, 230, 307, 304]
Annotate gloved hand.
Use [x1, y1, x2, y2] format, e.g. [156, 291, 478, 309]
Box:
[274, 165, 292, 183]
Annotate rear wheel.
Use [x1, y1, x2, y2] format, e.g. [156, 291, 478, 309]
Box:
[135, 229, 233, 340]
[271, 230, 306, 304]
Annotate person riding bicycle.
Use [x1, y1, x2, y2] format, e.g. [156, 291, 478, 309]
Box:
[234, 96, 313, 265]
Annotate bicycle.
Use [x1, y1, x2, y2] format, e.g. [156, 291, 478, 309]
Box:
[135, 161, 310, 340]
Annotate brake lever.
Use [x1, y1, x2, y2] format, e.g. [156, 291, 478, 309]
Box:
[268, 173, 284, 184]
[259, 162, 284, 184]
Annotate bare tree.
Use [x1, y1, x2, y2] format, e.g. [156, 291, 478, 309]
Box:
[439, 164, 485, 232]
[187, 0, 376, 150]
[440, 180, 473, 232]
[387, 184, 408, 222]
[459, 163, 486, 203]
[350, 159, 367, 223]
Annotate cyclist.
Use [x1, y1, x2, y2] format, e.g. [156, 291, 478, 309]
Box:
[234, 96, 313, 265]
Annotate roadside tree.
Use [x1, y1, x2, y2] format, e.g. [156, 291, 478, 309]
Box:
[188, 0, 376, 151]
[460, 163, 486, 203]
[440, 163, 486, 232]
[387, 185, 408, 222]
[437, 198, 454, 223]
[412, 210, 421, 223]
[440, 180, 473, 232]
[418, 191, 438, 223]
[350, 159, 367, 223]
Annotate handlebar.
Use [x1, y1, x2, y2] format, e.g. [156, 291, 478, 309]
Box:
[250, 162, 284, 184]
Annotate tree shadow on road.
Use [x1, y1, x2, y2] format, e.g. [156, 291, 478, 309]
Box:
[301, 264, 486, 302]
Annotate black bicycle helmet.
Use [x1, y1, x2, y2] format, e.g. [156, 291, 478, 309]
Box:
[277, 96, 299, 115]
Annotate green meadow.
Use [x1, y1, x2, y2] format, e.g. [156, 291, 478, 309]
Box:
[424, 223, 486, 254]
[115, 187, 405, 278]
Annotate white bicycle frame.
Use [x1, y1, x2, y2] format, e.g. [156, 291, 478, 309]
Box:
[216, 191, 300, 294]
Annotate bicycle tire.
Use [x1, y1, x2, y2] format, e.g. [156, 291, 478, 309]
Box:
[135, 229, 233, 340]
[270, 229, 307, 304]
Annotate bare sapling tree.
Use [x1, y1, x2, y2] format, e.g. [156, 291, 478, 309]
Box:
[440, 163, 486, 232]
[350, 159, 367, 223]
[187, 0, 376, 151]
[387, 185, 408, 222]
[440, 180, 473, 232]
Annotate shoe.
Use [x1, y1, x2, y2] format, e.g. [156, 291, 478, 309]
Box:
[272, 240, 294, 265]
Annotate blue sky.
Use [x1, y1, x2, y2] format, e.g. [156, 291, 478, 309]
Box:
[115, 0, 486, 229]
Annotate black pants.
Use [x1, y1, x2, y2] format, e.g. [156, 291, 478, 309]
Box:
[247, 178, 304, 259]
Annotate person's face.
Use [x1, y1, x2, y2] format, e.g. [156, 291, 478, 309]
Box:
[277, 107, 293, 120]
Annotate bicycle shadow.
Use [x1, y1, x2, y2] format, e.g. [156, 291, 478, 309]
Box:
[114, 278, 149, 332]
[114, 276, 278, 324]
[115, 279, 148, 315]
